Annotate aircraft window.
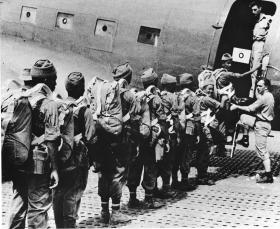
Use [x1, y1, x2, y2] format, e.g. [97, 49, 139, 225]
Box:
[56, 12, 74, 30]
[137, 26, 160, 46]
[20, 6, 37, 24]
[95, 19, 116, 38]
[102, 25, 107, 32]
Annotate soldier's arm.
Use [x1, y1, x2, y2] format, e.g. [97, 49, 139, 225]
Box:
[83, 107, 96, 144]
[139, 103, 151, 139]
[192, 96, 202, 137]
[233, 64, 262, 78]
[231, 97, 264, 113]
[44, 100, 60, 171]
[203, 96, 222, 111]
[124, 90, 141, 117]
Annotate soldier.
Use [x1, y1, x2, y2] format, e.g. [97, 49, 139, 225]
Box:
[6, 60, 60, 229]
[53, 72, 96, 228]
[94, 63, 134, 225]
[172, 73, 198, 191]
[112, 63, 149, 209]
[213, 53, 260, 146]
[6, 69, 32, 229]
[128, 68, 166, 208]
[27, 60, 61, 228]
[195, 78, 226, 185]
[158, 73, 180, 196]
[230, 78, 274, 183]
[249, 0, 272, 98]
[126, 88, 152, 208]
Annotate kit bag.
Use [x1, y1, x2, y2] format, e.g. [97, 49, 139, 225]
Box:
[1, 89, 32, 167]
[86, 76, 123, 135]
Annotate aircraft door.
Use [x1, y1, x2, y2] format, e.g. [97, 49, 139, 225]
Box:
[207, 0, 234, 68]
[214, 0, 277, 98]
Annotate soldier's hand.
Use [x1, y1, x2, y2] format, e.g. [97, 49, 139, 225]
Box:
[230, 104, 238, 111]
[49, 169, 59, 189]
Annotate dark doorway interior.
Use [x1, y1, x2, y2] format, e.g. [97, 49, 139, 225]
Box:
[214, 0, 276, 97]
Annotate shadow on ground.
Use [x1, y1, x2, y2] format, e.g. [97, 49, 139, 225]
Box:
[204, 149, 280, 181]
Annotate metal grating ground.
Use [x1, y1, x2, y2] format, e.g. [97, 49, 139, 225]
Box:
[2, 149, 280, 228]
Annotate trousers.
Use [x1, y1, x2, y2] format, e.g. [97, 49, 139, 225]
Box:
[157, 135, 177, 187]
[8, 171, 28, 229]
[27, 173, 52, 229]
[254, 121, 271, 161]
[196, 129, 212, 178]
[97, 131, 129, 203]
[250, 41, 265, 98]
[53, 168, 89, 228]
[172, 134, 196, 181]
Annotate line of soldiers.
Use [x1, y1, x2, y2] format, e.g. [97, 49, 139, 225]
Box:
[2, 51, 273, 228]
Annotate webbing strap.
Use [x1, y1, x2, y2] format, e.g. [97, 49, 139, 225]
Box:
[74, 133, 83, 143]
[123, 112, 130, 123]
[92, 80, 102, 120]
[31, 134, 45, 146]
[201, 108, 216, 126]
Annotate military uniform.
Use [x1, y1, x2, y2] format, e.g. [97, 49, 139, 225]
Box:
[95, 63, 137, 224]
[195, 90, 223, 184]
[172, 73, 199, 190]
[250, 13, 272, 98]
[158, 73, 179, 193]
[53, 72, 96, 228]
[131, 68, 167, 207]
[126, 90, 151, 207]
[17, 60, 61, 229]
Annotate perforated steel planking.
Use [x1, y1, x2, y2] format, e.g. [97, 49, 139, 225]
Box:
[2, 149, 280, 228]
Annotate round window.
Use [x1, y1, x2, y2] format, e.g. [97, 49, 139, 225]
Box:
[62, 18, 68, 24]
[102, 25, 108, 32]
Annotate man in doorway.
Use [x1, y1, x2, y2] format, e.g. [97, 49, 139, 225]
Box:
[230, 78, 274, 183]
[249, 0, 272, 98]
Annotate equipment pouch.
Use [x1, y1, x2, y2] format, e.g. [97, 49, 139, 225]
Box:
[32, 144, 50, 174]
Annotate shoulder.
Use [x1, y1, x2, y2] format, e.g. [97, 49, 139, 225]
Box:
[261, 14, 272, 23]
[264, 91, 275, 101]
[41, 98, 58, 112]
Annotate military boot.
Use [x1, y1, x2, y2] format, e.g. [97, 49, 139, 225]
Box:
[256, 172, 274, 183]
[128, 198, 143, 209]
[179, 179, 196, 191]
[171, 179, 181, 190]
[99, 209, 110, 224]
[237, 135, 249, 148]
[197, 177, 215, 186]
[143, 196, 164, 209]
[153, 187, 173, 199]
[110, 210, 131, 225]
[99, 202, 110, 224]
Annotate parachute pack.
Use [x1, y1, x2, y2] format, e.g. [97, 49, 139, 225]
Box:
[1, 88, 32, 169]
[1, 83, 77, 177]
[86, 76, 123, 135]
[1, 83, 54, 179]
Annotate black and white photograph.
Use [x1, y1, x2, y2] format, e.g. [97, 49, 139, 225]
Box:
[1, 0, 280, 228]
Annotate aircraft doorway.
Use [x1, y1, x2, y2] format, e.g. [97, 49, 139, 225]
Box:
[214, 0, 277, 97]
